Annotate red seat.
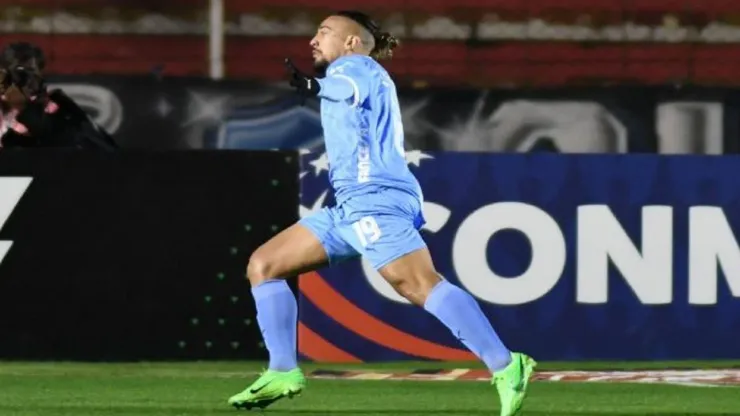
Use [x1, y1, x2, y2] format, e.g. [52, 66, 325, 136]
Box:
[1, 31, 738, 87]
[693, 61, 740, 85]
[693, 45, 740, 62]
[10, 0, 740, 14]
[231, 0, 740, 14]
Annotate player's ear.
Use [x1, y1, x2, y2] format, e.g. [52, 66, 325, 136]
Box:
[344, 35, 360, 52]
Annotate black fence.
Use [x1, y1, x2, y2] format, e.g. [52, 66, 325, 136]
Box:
[0, 150, 299, 360]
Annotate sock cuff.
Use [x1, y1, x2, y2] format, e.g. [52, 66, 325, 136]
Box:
[251, 279, 290, 301]
[423, 279, 455, 312]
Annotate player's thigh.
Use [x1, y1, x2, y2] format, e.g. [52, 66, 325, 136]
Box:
[247, 222, 329, 284]
[338, 213, 438, 304]
[248, 207, 360, 285]
[299, 207, 360, 267]
[338, 213, 426, 269]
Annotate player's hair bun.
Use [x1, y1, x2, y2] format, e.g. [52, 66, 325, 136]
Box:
[372, 31, 400, 60]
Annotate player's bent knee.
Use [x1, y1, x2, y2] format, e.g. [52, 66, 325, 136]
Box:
[384, 272, 441, 306]
[387, 278, 422, 305]
[246, 252, 277, 286]
[379, 249, 442, 305]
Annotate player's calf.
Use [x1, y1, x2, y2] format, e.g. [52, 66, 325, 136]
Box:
[228, 223, 328, 409]
[380, 248, 514, 372]
[380, 247, 536, 414]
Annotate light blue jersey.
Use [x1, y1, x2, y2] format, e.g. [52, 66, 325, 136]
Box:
[300, 54, 427, 270]
[316, 55, 422, 206]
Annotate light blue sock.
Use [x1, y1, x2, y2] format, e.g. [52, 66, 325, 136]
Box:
[251, 279, 298, 372]
[424, 279, 512, 372]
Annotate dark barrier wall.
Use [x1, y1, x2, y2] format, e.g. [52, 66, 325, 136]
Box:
[46, 75, 740, 154]
[0, 150, 299, 361]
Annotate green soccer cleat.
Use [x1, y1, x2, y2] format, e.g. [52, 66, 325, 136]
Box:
[492, 352, 537, 416]
[228, 368, 306, 411]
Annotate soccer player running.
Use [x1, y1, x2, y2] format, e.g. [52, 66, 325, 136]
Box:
[228, 11, 536, 416]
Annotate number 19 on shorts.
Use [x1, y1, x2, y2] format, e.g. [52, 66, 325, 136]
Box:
[352, 216, 382, 247]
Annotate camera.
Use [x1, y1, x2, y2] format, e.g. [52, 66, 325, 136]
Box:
[0, 42, 46, 110]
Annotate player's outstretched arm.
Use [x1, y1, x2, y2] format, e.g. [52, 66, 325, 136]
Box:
[284, 58, 365, 106]
[284, 58, 321, 98]
[316, 76, 356, 103]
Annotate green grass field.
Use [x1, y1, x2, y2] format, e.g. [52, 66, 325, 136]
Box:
[1, 361, 739, 415]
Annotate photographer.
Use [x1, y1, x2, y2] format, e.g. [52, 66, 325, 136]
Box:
[0, 42, 118, 150]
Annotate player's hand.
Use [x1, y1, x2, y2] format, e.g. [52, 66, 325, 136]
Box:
[284, 58, 320, 99]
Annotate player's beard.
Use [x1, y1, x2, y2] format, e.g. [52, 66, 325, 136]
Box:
[313, 58, 329, 77]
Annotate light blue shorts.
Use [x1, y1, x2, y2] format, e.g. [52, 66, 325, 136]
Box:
[299, 189, 427, 270]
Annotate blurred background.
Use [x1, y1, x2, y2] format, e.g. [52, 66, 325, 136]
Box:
[3, 0, 739, 153]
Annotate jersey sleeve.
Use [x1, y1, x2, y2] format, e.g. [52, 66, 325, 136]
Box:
[317, 62, 371, 107]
